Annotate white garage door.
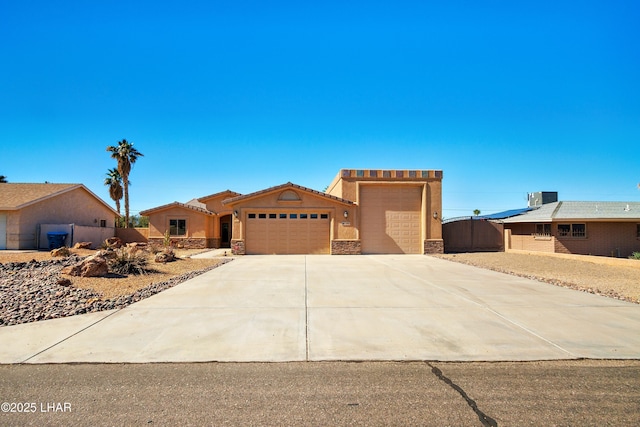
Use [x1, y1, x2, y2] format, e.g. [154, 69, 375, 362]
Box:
[360, 185, 422, 254]
[245, 212, 330, 254]
[0, 214, 6, 250]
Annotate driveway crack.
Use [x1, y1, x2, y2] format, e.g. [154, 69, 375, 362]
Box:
[426, 362, 498, 427]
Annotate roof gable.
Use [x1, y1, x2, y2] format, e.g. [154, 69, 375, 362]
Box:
[223, 182, 355, 206]
[140, 201, 215, 216]
[0, 183, 119, 216]
[197, 190, 241, 203]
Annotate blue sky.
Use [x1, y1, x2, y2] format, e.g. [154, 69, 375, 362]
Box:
[1, 1, 638, 219]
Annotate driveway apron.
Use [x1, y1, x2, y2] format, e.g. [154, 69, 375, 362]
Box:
[1, 255, 639, 363]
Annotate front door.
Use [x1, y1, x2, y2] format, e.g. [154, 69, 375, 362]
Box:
[220, 215, 232, 248]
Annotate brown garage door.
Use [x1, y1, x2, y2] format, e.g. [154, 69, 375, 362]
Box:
[360, 185, 422, 254]
[245, 212, 330, 254]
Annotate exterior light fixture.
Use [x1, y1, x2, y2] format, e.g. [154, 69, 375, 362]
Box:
[233, 210, 239, 218]
[433, 211, 438, 219]
[343, 210, 349, 218]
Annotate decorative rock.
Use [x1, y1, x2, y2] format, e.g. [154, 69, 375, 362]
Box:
[73, 242, 93, 249]
[51, 247, 71, 257]
[154, 250, 176, 263]
[57, 278, 72, 287]
[105, 237, 123, 249]
[61, 255, 109, 277]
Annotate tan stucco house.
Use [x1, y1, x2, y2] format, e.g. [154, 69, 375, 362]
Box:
[0, 183, 119, 250]
[140, 169, 444, 255]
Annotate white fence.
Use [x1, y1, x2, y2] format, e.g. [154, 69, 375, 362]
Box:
[38, 224, 115, 250]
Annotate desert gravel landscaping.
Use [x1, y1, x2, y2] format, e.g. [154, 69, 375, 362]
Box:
[0, 248, 231, 326]
[433, 251, 640, 304]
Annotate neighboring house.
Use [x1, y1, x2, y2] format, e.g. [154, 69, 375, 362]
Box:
[140, 169, 444, 255]
[501, 192, 640, 257]
[0, 183, 119, 250]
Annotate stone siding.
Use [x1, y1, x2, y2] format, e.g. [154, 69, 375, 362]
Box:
[231, 239, 245, 255]
[331, 240, 362, 255]
[148, 237, 207, 249]
[424, 239, 444, 254]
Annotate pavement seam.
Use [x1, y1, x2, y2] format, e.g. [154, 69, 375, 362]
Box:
[370, 256, 577, 358]
[20, 309, 122, 363]
[305, 255, 309, 362]
[426, 362, 498, 427]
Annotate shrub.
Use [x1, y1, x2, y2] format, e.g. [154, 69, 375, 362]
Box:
[630, 252, 640, 260]
[108, 248, 150, 275]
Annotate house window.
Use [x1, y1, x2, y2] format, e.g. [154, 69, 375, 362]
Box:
[535, 223, 551, 237]
[300, 213, 308, 219]
[100, 220, 107, 228]
[248, 213, 256, 219]
[310, 213, 318, 219]
[169, 219, 186, 236]
[258, 213, 267, 219]
[558, 223, 586, 238]
[320, 214, 329, 219]
[290, 213, 298, 219]
[269, 213, 277, 219]
[279, 213, 287, 219]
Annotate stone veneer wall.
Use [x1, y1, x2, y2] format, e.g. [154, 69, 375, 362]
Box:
[148, 237, 207, 249]
[231, 239, 245, 255]
[424, 239, 444, 254]
[331, 240, 362, 255]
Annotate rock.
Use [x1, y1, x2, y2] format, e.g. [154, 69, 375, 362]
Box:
[95, 248, 118, 260]
[155, 250, 176, 263]
[61, 255, 109, 277]
[73, 242, 93, 249]
[57, 278, 72, 286]
[105, 237, 123, 249]
[51, 247, 71, 257]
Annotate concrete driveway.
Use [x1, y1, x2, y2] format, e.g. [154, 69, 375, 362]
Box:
[1, 255, 639, 363]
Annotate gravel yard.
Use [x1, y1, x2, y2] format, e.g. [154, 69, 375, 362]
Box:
[433, 251, 640, 304]
[0, 249, 232, 327]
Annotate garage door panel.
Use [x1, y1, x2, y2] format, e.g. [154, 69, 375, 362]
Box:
[246, 212, 330, 255]
[361, 186, 422, 254]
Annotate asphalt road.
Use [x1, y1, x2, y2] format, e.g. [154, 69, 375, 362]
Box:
[1, 360, 639, 426]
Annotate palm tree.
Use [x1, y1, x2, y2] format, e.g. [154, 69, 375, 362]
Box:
[106, 139, 143, 228]
[104, 168, 123, 217]
[473, 209, 481, 216]
[0, 175, 7, 183]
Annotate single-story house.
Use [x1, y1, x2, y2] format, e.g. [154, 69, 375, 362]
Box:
[502, 195, 640, 257]
[0, 183, 119, 250]
[140, 169, 444, 255]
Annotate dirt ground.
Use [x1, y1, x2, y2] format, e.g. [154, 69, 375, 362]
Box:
[0, 248, 228, 298]
[433, 251, 640, 304]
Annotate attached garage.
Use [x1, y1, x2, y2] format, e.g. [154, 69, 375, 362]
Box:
[359, 185, 422, 254]
[245, 212, 330, 254]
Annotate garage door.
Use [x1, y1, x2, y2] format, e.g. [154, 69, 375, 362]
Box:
[245, 212, 330, 254]
[360, 186, 422, 254]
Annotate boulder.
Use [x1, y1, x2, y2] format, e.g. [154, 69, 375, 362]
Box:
[155, 250, 176, 263]
[51, 247, 71, 257]
[105, 237, 123, 249]
[61, 255, 109, 277]
[73, 242, 93, 249]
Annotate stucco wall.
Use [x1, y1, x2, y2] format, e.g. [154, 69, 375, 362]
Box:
[147, 206, 211, 240]
[8, 188, 116, 249]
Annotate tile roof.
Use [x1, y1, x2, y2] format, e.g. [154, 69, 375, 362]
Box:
[0, 183, 84, 210]
[502, 201, 640, 223]
[222, 182, 355, 206]
[197, 190, 241, 202]
[140, 201, 215, 216]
